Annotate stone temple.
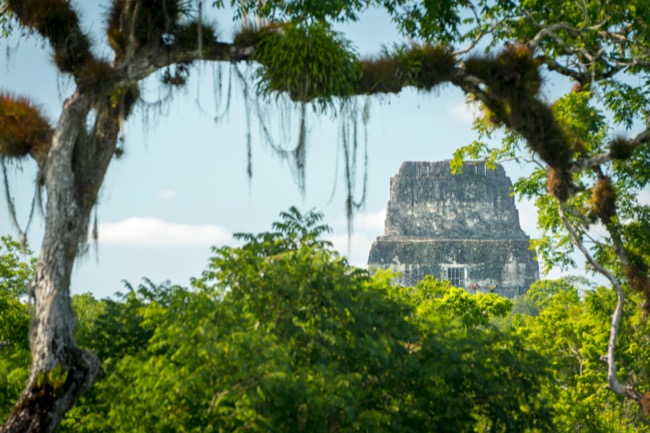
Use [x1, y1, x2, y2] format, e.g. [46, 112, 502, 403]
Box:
[368, 161, 538, 298]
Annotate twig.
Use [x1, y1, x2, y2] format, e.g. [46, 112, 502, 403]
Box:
[571, 128, 650, 172]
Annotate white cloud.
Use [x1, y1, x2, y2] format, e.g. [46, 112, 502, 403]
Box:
[639, 189, 650, 205]
[333, 208, 386, 232]
[448, 101, 481, 123]
[326, 232, 374, 268]
[96, 217, 231, 246]
[327, 209, 385, 268]
[516, 198, 540, 238]
[353, 208, 386, 232]
[157, 189, 176, 199]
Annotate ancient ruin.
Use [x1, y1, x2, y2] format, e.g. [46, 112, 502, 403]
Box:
[368, 161, 538, 298]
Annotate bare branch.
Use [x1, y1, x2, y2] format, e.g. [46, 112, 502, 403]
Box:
[527, 21, 580, 50]
[575, 0, 589, 24]
[571, 128, 650, 172]
[454, 3, 485, 56]
[632, 127, 650, 145]
[453, 16, 508, 56]
[567, 342, 584, 376]
[524, 12, 641, 84]
[570, 153, 612, 171]
[541, 56, 588, 82]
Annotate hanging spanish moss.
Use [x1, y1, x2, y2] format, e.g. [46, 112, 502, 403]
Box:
[1, 157, 36, 250]
[228, 8, 377, 239]
[339, 98, 370, 247]
[212, 63, 233, 124]
[295, 102, 308, 193]
[254, 95, 310, 194]
[138, 84, 176, 139]
[228, 10, 379, 246]
[92, 207, 99, 262]
[326, 132, 342, 205]
[233, 63, 313, 193]
[197, 0, 203, 57]
[233, 65, 255, 184]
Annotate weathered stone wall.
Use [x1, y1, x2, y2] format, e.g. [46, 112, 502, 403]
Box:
[385, 161, 528, 240]
[369, 161, 538, 297]
[368, 238, 537, 298]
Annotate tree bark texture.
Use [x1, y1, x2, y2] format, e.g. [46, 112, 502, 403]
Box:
[2, 91, 120, 432]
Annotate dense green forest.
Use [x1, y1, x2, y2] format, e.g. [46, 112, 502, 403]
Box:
[2, 210, 649, 432]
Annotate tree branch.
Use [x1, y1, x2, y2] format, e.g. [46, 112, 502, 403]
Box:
[527, 21, 580, 50]
[523, 12, 640, 85]
[540, 56, 588, 83]
[571, 128, 650, 172]
[116, 41, 254, 86]
[558, 203, 640, 402]
[7, 0, 96, 76]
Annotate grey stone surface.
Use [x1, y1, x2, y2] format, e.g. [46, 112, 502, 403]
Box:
[368, 161, 538, 298]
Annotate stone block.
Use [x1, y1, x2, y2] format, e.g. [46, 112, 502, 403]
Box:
[368, 161, 538, 297]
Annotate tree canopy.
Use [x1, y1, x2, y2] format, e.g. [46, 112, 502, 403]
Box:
[0, 212, 552, 432]
[3, 212, 650, 432]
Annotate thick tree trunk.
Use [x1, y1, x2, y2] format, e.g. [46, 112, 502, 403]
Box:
[2, 91, 119, 433]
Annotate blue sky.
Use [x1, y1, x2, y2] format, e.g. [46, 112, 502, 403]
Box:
[1, 2, 567, 298]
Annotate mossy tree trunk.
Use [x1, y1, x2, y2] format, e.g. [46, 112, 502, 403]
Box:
[2, 90, 119, 431]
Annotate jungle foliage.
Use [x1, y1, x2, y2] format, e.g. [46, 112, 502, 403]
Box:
[0, 237, 32, 420]
[2, 212, 650, 432]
